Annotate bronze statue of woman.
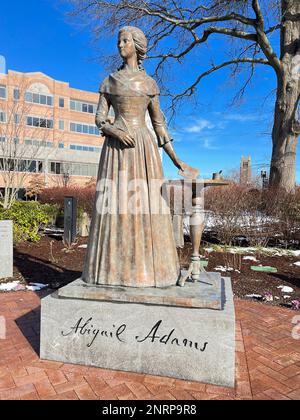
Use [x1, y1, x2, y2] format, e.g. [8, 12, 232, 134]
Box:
[82, 26, 190, 288]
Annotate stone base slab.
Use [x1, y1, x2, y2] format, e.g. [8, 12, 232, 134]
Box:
[40, 277, 235, 387]
[58, 272, 223, 310]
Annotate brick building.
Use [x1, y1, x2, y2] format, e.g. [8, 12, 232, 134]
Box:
[0, 70, 104, 195]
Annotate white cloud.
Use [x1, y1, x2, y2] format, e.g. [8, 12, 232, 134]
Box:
[185, 119, 215, 133]
[202, 138, 218, 150]
[222, 113, 260, 122]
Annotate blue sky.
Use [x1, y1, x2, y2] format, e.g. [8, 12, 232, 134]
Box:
[1, 0, 295, 181]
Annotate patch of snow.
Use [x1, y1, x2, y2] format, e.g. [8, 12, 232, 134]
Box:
[214, 266, 240, 273]
[284, 295, 291, 299]
[14, 284, 26, 291]
[243, 256, 259, 262]
[26, 283, 48, 291]
[204, 248, 214, 254]
[0, 281, 48, 292]
[26, 286, 40, 291]
[78, 244, 88, 249]
[246, 294, 262, 299]
[208, 246, 300, 258]
[277, 286, 294, 294]
[0, 281, 22, 291]
[293, 261, 300, 267]
[29, 283, 48, 288]
[214, 266, 228, 273]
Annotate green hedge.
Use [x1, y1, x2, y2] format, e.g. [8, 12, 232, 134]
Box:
[0, 201, 59, 244]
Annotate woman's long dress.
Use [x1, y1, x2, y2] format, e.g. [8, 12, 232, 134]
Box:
[82, 69, 180, 288]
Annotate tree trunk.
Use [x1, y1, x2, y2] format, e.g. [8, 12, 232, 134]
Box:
[269, 0, 300, 192]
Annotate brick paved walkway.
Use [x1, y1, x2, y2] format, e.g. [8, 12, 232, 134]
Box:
[0, 291, 300, 400]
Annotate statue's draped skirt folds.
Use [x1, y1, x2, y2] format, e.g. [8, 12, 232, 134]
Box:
[82, 71, 180, 287]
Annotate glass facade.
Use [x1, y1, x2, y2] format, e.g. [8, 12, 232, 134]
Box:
[50, 162, 61, 175]
[70, 122, 100, 136]
[70, 143, 101, 153]
[25, 92, 53, 106]
[70, 100, 96, 114]
[0, 85, 6, 99]
[13, 89, 20, 100]
[0, 111, 6, 123]
[0, 158, 43, 173]
[59, 97, 65, 108]
[14, 114, 20, 124]
[49, 161, 98, 177]
[26, 116, 54, 129]
[25, 139, 53, 148]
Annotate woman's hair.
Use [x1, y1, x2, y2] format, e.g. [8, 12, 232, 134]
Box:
[118, 26, 148, 70]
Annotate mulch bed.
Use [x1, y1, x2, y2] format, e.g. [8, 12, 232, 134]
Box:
[1, 235, 299, 310]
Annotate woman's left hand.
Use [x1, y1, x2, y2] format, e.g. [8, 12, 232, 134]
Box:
[175, 159, 186, 172]
[176, 160, 199, 179]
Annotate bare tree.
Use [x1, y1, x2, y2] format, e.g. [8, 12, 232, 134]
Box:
[69, 0, 300, 191]
[0, 76, 58, 209]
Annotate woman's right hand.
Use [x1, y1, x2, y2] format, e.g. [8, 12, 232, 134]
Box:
[116, 131, 135, 147]
[102, 125, 135, 147]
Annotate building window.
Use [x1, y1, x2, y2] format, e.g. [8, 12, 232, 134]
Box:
[69, 143, 102, 153]
[48, 161, 97, 177]
[59, 97, 65, 108]
[25, 138, 53, 148]
[59, 143, 64, 149]
[13, 89, 20, 101]
[70, 122, 100, 136]
[25, 92, 53, 106]
[50, 162, 62, 175]
[0, 85, 6, 99]
[0, 137, 5, 143]
[70, 100, 96, 114]
[13, 159, 43, 173]
[26, 116, 53, 129]
[68, 162, 98, 177]
[14, 114, 20, 124]
[18, 160, 36, 173]
[37, 161, 43, 173]
[59, 120, 64, 130]
[0, 111, 6, 123]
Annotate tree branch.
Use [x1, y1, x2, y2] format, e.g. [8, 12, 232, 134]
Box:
[252, 0, 264, 26]
[117, 2, 257, 28]
[251, 0, 282, 76]
[149, 26, 258, 69]
[199, 26, 257, 42]
[266, 24, 281, 35]
[172, 58, 271, 104]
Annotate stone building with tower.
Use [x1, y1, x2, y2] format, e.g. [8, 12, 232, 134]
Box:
[240, 156, 252, 185]
[0, 70, 104, 196]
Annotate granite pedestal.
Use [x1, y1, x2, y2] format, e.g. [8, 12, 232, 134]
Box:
[40, 275, 235, 387]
